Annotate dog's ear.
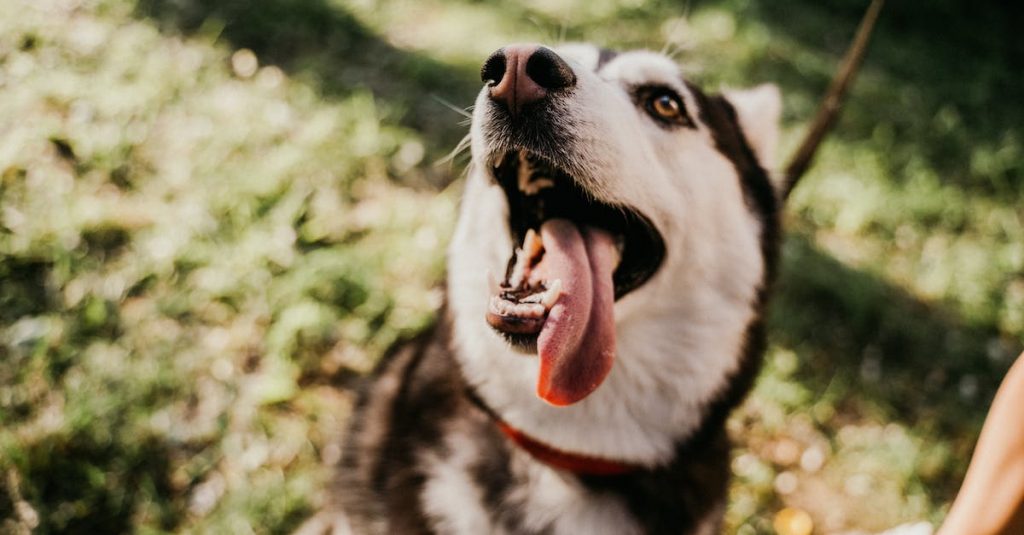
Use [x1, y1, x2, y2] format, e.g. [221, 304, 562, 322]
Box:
[723, 84, 781, 172]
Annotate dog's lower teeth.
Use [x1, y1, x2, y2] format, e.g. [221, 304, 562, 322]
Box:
[518, 279, 562, 307]
[489, 296, 546, 318]
[520, 292, 545, 304]
[541, 279, 562, 308]
[520, 304, 545, 318]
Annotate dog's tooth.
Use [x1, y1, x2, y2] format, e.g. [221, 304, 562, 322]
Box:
[489, 295, 516, 316]
[518, 303, 546, 318]
[523, 229, 543, 260]
[488, 295, 545, 319]
[520, 291, 545, 304]
[541, 279, 563, 308]
[609, 236, 624, 271]
[509, 248, 528, 288]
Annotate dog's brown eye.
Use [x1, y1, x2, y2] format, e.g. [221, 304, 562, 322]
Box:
[651, 94, 681, 120]
[638, 88, 690, 127]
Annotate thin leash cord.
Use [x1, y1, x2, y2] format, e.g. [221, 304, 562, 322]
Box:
[782, 0, 886, 200]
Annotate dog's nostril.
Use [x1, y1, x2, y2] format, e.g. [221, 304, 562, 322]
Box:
[485, 44, 572, 116]
[525, 48, 576, 91]
[481, 50, 507, 87]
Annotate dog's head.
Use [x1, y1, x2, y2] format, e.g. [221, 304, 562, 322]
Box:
[447, 43, 782, 465]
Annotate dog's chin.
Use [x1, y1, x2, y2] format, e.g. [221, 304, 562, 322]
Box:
[478, 147, 666, 405]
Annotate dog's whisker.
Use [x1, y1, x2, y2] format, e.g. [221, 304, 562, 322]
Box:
[431, 94, 473, 119]
[435, 133, 472, 168]
[659, 5, 693, 58]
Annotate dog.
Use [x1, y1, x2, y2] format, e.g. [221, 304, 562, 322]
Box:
[330, 41, 785, 535]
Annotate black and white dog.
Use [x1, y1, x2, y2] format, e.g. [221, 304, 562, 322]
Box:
[329, 42, 785, 535]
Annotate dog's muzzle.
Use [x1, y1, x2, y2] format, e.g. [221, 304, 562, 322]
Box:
[475, 45, 665, 408]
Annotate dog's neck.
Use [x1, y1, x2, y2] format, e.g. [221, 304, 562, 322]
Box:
[497, 420, 642, 475]
[446, 169, 765, 467]
[465, 386, 644, 475]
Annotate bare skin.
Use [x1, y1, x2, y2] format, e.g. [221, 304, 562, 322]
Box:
[938, 351, 1024, 535]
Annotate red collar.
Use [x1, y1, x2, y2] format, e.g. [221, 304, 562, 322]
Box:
[495, 420, 644, 476]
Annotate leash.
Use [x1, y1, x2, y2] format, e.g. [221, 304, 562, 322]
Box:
[782, 0, 886, 199]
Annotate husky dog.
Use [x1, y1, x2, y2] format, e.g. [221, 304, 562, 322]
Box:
[332, 41, 784, 535]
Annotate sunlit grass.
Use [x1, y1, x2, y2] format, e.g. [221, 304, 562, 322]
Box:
[1, 1, 452, 531]
[1, 0, 1020, 532]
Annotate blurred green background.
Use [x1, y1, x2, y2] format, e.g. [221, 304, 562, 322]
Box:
[0, 0, 1021, 533]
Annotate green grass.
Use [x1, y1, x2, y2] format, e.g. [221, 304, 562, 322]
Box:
[0, 0, 1020, 533]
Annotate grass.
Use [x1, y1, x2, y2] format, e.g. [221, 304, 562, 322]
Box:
[0, 0, 1020, 533]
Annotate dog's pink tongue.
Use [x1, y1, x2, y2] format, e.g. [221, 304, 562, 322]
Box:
[535, 219, 617, 406]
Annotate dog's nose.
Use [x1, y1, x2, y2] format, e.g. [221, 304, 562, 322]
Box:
[481, 45, 576, 116]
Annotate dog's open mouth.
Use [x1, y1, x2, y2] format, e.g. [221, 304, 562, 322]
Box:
[485, 150, 665, 406]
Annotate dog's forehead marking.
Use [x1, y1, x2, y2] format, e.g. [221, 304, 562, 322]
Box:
[596, 48, 619, 70]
